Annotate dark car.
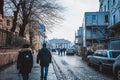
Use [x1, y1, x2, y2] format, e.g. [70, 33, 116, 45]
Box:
[87, 50, 120, 72]
[66, 48, 75, 55]
[51, 49, 56, 52]
[113, 55, 120, 80]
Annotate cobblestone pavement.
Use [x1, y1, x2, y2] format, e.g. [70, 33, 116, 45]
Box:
[52, 53, 113, 80]
[0, 53, 57, 80]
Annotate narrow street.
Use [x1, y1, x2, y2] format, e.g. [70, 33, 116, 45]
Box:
[52, 52, 113, 80]
[0, 0, 120, 80]
[0, 52, 114, 80]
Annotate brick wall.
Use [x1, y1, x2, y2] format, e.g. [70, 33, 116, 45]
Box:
[0, 49, 19, 68]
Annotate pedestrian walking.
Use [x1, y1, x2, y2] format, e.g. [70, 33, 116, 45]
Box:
[60, 48, 63, 56]
[63, 48, 66, 56]
[37, 43, 52, 80]
[17, 44, 33, 80]
[57, 48, 61, 56]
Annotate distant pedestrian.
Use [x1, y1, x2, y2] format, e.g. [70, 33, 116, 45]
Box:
[17, 44, 33, 80]
[63, 48, 66, 56]
[37, 43, 52, 80]
[57, 48, 61, 56]
[60, 48, 63, 56]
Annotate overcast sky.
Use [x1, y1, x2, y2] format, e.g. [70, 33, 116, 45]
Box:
[47, 0, 99, 42]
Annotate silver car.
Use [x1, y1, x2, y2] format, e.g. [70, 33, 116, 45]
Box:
[87, 50, 120, 72]
[113, 55, 120, 80]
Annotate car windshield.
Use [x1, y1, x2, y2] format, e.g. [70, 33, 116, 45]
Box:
[109, 51, 120, 58]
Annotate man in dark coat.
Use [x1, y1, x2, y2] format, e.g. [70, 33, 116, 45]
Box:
[63, 48, 66, 56]
[17, 44, 33, 80]
[37, 43, 52, 80]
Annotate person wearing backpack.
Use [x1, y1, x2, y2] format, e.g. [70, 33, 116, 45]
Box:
[17, 44, 33, 80]
[37, 43, 52, 80]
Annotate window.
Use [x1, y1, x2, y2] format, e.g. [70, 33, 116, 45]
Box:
[100, 3, 103, 11]
[113, 15, 116, 24]
[92, 15, 97, 25]
[108, 0, 109, 10]
[94, 51, 102, 56]
[7, 20, 10, 26]
[93, 52, 98, 56]
[92, 15, 96, 20]
[104, 5, 106, 11]
[105, 15, 109, 23]
[101, 51, 108, 57]
[109, 51, 120, 58]
[113, 0, 116, 5]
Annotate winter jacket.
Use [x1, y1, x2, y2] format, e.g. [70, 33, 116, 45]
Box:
[17, 48, 33, 74]
[37, 48, 52, 66]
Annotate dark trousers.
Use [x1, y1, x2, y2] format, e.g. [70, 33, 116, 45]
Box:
[22, 74, 29, 80]
[41, 66, 49, 79]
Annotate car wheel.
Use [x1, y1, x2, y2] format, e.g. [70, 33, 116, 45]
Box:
[87, 59, 91, 66]
[117, 69, 120, 80]
[99, 64, 103, 72]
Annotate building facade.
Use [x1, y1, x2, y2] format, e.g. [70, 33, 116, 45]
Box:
[0, 0, 4, 29]
[99, 0, 120, 27]
[3, 16, 13, 31]
[99, 0, 120, 50]
[2, 16, 45, 50]
[49, 39, 72, 50]
[75, 27, 83, 46]
[82, 12, 109, 49]
[0, 14, 3, 29]
[3, 16, 20, 34]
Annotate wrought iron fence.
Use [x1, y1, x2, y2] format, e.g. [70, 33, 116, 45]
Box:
[0, 29, 29, 48]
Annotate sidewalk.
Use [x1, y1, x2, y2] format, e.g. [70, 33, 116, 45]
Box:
[0, 53, 57, 80]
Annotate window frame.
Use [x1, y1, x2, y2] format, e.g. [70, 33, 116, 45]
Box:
[6, 19, 10, 26]
[113, 0, 116, 5]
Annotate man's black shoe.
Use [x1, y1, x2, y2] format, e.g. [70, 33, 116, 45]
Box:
[40, 77, 44, 80]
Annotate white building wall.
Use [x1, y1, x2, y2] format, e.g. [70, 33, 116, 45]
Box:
[49, 39, 72, 50]
[77, 27, 83, 45]
[85, 12, 109, 26]
[99, 0, 110, 12]
[99, 0, 120, 27]
[99, 0, 120, 50]
[82, 12, 109, 47]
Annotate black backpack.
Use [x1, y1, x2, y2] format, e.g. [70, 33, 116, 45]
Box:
[22, 51, 32, 62]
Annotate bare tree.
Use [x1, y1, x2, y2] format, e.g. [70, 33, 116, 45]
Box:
[4, 0, 22, 32]
[4, 0, 64, 37]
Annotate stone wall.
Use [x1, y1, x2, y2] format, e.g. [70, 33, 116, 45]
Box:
[0, 49, 19, 68]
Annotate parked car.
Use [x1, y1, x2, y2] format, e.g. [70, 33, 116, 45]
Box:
[87, 50, 120, 72]
[66, 48, 75, 55]
[113, 55, 120, 80]
[51, 49, 56, 52]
